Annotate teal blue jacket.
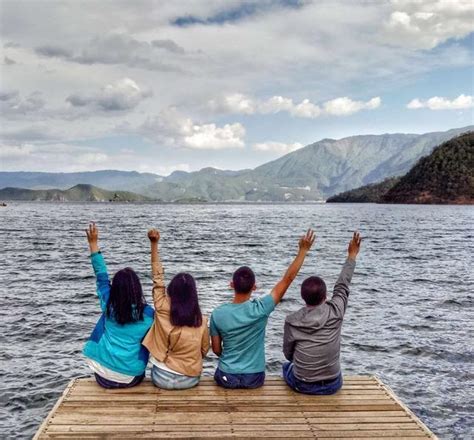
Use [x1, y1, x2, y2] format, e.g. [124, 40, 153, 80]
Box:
[83, 252, 154, 376]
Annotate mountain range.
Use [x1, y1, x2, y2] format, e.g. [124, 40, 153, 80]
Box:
[1, 126, 472, 202]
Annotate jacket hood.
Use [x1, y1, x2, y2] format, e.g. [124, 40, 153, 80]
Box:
[285, 304, 331, 333]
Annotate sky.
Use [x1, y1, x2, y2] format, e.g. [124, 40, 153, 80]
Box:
[0, 0, 473, 175]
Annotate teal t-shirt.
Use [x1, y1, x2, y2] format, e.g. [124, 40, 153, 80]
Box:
[210, 294, 276, 374]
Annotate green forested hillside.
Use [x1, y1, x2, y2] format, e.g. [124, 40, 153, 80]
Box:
[326, 177, 400, 203]
[327, 132, 473, 204]
[383, 132, 473, 204]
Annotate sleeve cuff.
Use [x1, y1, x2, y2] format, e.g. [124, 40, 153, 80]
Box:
[262, 294, 276, 314]
[346, 257, 356, 265]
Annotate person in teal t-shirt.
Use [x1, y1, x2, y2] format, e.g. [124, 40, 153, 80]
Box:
[210, 229, 316, 388]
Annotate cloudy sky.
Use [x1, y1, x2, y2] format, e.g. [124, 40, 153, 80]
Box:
[1, 0, 473, 175]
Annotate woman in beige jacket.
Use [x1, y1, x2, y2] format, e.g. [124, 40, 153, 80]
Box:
[142, 229, 210, 389]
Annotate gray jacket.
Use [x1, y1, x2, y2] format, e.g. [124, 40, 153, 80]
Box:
[283, 258, 356, 382]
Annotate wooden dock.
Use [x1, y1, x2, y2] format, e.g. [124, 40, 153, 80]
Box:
[34, 376, 437, 439]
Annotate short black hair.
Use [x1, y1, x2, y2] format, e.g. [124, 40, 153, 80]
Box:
[232, 266, 255, 294]
[301, 276, 327, 306]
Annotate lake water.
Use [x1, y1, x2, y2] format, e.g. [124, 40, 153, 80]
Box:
[0, 202, 473, 439]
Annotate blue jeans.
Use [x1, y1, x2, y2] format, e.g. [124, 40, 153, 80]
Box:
[214, 367, 265, 389]
[282, 362, 343, 395]
[151, 365, 200, 390]
[94, 372, 145, 389]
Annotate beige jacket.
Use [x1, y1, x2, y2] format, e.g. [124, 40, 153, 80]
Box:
[142, 259, 210, 377]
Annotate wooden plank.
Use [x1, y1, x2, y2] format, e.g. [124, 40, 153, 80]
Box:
[69, 387, 383, 397]
[54, 408, 408, 418]
[43, 433, 316, 439]
[41, 433, 430, 440]
[33, 379, 76, 440]
[70, 387, 385, 395]
[374, 376, 436, 439]
[63, 395, 390, 403]
[50, 414, 413, 425]
[35, 376, 437, 439]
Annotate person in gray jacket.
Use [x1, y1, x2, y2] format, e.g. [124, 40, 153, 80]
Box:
[282, 231, 362, 395]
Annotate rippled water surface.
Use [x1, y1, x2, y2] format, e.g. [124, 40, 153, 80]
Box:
[1, 202, 473, 439]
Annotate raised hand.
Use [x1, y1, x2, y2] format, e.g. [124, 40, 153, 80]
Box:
[86, 222, 99, 253]
[299, 229, 316, 253]
[348, 231, 362, 260]
[148, 229, 160, 243]
[271, 228, 316, 305]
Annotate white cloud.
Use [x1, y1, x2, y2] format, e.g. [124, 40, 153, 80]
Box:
[209, 93, 256, 115]
[406, 98, 424, 109]
[184, 123, 245, 150]
[0, 90, 45, 114]
[66, 78, 151, 111]
[211, 93, 380, 118]
[258, 96, 295, 114]
[0, 1, 472, 172]
[35, 33, 185, 72]
[324, 96, 381, 116]
[291, 99, 322, 118]
[0, 139, 192, 175]
[386, 0, 474, 49]
[0, 144, 36, 158]
[141, 108, 245, 150]
[407, 94, 473, 110]
[0, 142, 109, 171]
[253, 141, 304, 154]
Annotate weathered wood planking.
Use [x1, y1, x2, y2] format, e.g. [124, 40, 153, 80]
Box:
[34, 376, 437, 439]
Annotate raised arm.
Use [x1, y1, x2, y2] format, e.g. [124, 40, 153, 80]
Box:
[328, 232, 361, 318]
[148, 229, 167, 310]
[271, 229, 315, 305]
[86, 223, 110, 311]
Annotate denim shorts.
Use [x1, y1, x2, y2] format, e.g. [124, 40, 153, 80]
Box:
[282, 362, 342, 395]
[214, 367, 265, 389]
[151, 365, 200, 390]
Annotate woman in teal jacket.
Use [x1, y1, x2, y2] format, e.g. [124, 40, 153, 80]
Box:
[83, 223, 154, 388]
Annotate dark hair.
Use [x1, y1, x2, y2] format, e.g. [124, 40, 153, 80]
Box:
[301, 276, 327, 306]
[106, 268, 146, 325]
[232, 266, 255, 294]
[167, 273, 202, 327]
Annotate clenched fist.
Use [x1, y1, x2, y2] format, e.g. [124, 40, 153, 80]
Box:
[148, 229, 160, 243]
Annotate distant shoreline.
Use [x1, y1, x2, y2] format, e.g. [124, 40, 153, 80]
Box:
[0, 199, 327, 205]
[3, 200, 474, 206]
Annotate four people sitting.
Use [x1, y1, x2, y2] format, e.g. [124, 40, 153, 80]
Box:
[83, 223, 361, 393]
